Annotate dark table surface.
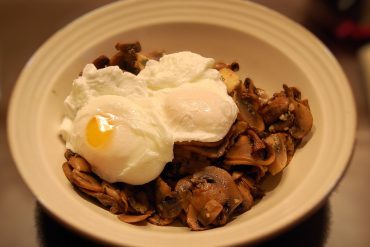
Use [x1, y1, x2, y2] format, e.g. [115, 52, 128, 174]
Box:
[1, 0, 370, 246]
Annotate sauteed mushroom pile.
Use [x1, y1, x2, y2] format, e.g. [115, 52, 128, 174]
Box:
[62, 42, 313, 230]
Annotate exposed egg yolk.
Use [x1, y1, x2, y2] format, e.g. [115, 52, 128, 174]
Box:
[86, 115, 114, 148]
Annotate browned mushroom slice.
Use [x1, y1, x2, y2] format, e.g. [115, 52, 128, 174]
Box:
[175, 166, 243, 229]
[224, 134, 275, 166]
[198, 199, 223, 226]
[95, 193, 116, 208]
[70, 170, 103, 192]
[118, 211, 153, 224]
[283, 84, 301, 101]
[233, 79, 265, 133]
[125, 187, 151, 214]
[264, 133, 288, 175]
[135, 53, 149, 70]
[175, 120, 248, 159]
[260, 95, 289, 125]
[155, 177, 172, 200]
[246, 165, 268, 182]
[247, 129, 265, 153]
[186, 204, 209, 231]
[109, 41, 142, 74]
[259, 85, 313, 140]
[62, 162, 73, 183]
[277, 85, 313, 139]
[155, 178, 182, 219]
[148, 213, 175, 226]
[120, 190, 130, 213]
[68, 156, 91, 172]
[92, 55, 110, 69]
[190, 167, 242, 213]
[101, 182, 128, 214]
[77, 187, 124, 214]
[77, 187, 100, 197]
[214, 62, 239, 72]
[166, 151, 211, 177]
[214, 62, 228, 70]
[219, 67, 240, 93]
[285, 134, 296, 164]
[288, 101, 313, 139]
[64, 149, 75, 160]
[235, 177, 254, 213]
[108, 202, 123, 214]
[231, 170, 244, 181]
[174, 177, 193, 210]
[102, 181, 121, 202]
[268, 112, 294, 133]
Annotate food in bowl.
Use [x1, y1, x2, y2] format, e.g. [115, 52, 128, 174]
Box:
[60, 42, 313, 230]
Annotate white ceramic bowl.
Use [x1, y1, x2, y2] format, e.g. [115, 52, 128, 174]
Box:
[7, 0, 356, 246]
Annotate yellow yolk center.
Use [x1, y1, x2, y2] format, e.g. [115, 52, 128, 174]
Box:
[86, 115, 114, 148]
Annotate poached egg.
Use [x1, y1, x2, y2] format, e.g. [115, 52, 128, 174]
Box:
[61, 51, 238, 185]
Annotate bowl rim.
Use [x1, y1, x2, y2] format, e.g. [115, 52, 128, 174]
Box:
[7, 0, 357, 246]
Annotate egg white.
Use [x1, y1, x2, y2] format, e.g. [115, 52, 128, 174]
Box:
[69, 95, 173, 185]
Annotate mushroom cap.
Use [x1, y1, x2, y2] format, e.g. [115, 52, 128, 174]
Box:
[175, 166, 243, 229]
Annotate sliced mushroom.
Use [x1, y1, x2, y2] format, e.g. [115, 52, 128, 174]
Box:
[174, 176, 193, 211]
[264, 133, 288, 175]
[95, 193, 116, 208]
[77, 187, 124, 214]
[148, 213, 175, 226]
[64, 149, 75, 160]
[125, 187, 151, 214]
[92, 55, 110, 69]
[186, 204, 209, 231]
[258, 85, 313, 141]
[109, 41, 142, 74]
[101, 182, 128, 214]
[102, 182, 121, 202]
[288, 101, 313, 139]
[268, 112, 294, 133]
[224, 134, 275, 166]
[197, 199, 223, 226]
[155, 178, 182, 219]
[62, 162, 73, 183]
[169, 150, 212, 176]
[68, 156, 91, 172]
[260, 95, 289, 125]
[174, 120, 248, 159]
[118, 211, 153, 223]
[235, 177, 254, 213]
[285, 134, 296, 164]
[219, 67, 241, 93]
[109, 203, 121, 214]
[175, 166, 243, 229]
[233, 79, 265, 133]
[135, 53, 149, 70]
[231, 170, 244, 181]
[214, 62, 228, 70]
[247, 183, 265, 199]
[283, 84, 301, 101]
[120, 190, 130, 213]
[189, 167, 242, 213]
[247, 129, 266, 153]
[70, 170, 103, 192]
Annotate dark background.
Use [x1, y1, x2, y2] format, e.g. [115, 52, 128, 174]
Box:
[1, 0, 370, 246]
